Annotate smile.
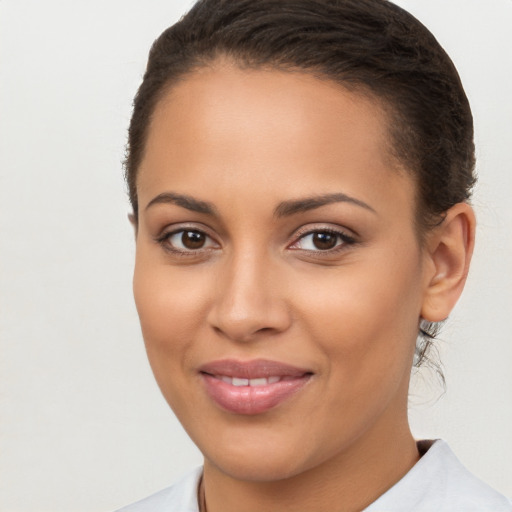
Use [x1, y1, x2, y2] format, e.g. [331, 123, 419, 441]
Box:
[217, 375, 286, 386]
[199, 359, 313, 415]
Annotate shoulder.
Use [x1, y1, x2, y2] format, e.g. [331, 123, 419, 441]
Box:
[365, 440, 512, 512]
[114, 466, 202, 512]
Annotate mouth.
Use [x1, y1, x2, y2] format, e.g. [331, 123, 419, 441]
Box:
[213, 375, 288, 386]
[199, 359, 313, 415]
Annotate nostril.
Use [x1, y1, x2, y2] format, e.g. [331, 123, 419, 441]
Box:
[256, 327, 274, 334]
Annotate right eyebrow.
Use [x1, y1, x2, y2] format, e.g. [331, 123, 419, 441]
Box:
[144, 192, 217, 215]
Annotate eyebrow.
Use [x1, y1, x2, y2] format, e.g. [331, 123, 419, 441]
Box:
[144, 191, 375, 218]
[274, 193, 376, 218]
[145, 192, 217, 215]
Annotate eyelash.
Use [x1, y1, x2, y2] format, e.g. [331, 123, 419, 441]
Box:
[289, 227, 357, 254]
[155, 226, 357, 257]
[155, 227, 219, 257]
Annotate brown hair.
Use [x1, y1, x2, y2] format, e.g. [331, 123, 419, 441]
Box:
[125, 0, 475, 229]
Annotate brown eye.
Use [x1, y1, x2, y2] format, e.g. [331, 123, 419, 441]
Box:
[164, 229, 218, 252]
[181, 230, 206, 249]
[312, 232, 337, 250]
[289, 228, 356, 253]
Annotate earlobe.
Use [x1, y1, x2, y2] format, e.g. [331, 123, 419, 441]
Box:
[421, 203, 476, 322]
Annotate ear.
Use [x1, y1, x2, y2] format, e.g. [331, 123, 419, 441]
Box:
[421, 203, 476, 322]
[128, 212, 138, 238]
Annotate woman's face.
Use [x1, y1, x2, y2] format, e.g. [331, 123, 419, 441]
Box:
[133, 63, 431, 481]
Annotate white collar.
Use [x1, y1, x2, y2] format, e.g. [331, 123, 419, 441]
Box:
[116, 440, 511, 511]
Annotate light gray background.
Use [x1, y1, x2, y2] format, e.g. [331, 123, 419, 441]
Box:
[0, 1, 511, 511]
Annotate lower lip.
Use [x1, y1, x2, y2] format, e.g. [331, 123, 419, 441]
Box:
[201, 374, 311, 415]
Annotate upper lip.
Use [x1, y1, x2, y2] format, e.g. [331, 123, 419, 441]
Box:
[199, 359, 312, 379]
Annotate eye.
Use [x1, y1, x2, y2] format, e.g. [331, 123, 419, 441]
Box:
[159, 229, 218, 253]
[290, 229, 356, 252]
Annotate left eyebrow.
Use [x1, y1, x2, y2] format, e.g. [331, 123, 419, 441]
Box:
[274, 193, 377, 218]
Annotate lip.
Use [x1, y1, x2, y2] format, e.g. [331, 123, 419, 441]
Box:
[199, 359, 313, 415]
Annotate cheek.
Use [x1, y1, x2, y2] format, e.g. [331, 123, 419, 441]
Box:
[294, 251, 423, 378]
[132, 254, 212, 379]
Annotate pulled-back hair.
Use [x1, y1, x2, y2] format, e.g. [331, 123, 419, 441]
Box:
[126, 0, 475, 231]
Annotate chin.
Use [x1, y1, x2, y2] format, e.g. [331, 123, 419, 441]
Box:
[198, 424, 325, 483]
[206, 450, 311, 483]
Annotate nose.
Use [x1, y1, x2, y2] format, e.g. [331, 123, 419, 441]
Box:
[207, 251, 292, 343]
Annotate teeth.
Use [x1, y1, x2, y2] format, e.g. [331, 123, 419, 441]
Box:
[218, 376, 282, 386]
[232, 378, 249, 386]
[249, 378, 267, 386]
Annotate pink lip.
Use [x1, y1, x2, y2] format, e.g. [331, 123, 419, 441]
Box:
[199, 359, 313, 415]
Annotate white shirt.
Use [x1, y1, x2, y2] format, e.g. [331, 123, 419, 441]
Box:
[115, 440, 512, 511]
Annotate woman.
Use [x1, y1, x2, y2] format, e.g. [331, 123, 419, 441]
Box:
[117, 0, 511, 510]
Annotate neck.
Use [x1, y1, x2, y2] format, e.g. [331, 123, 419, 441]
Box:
[201, 418, 419, 512]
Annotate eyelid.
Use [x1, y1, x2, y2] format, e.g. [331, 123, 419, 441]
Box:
[288, 224, 357, 252]
[156, 223, 221, 254]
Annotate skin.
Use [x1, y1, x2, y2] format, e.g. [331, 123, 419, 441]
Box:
[133, 61, 475, 512]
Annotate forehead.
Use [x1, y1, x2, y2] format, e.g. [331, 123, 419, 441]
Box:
[137, 62, 413, 218]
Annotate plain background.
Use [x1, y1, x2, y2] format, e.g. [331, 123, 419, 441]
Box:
[0, 1, 511, 511]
